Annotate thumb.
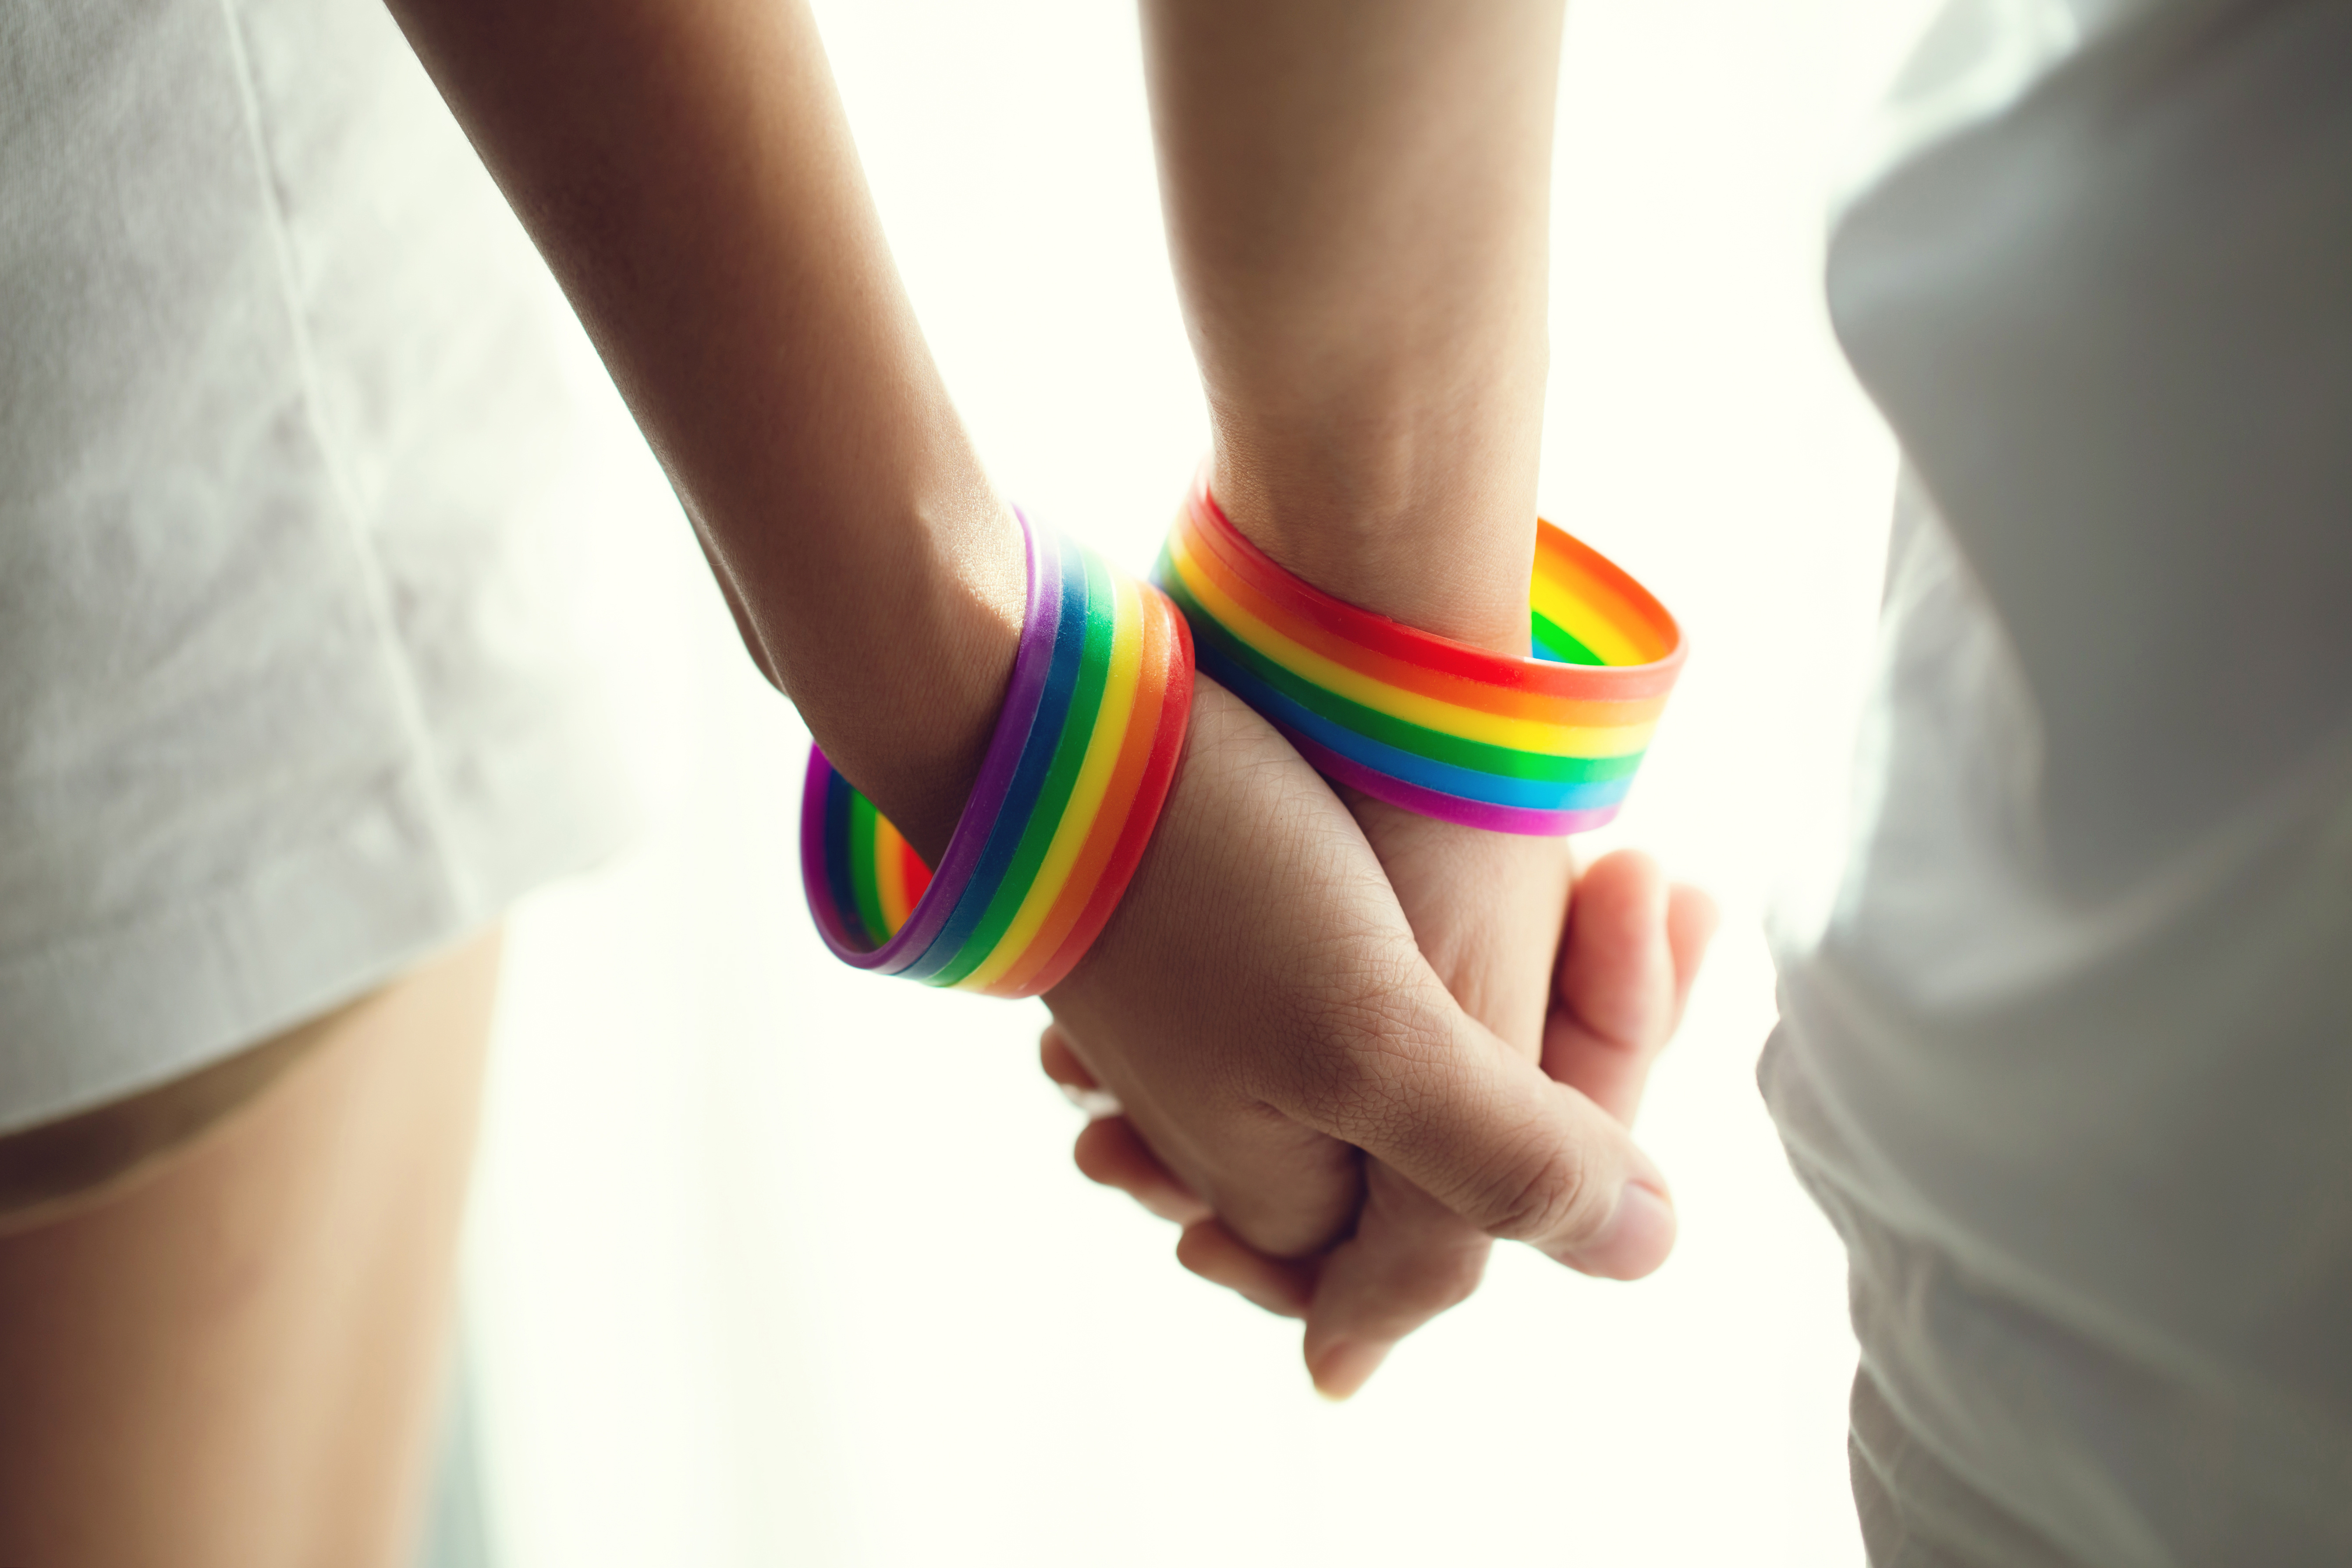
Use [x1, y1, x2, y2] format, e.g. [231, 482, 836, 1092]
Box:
[1266, 999, 1676, 1280]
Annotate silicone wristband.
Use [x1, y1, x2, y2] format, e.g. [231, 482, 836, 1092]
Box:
[802, 509, 1193, 997]
[1154, 472, 1682, 835]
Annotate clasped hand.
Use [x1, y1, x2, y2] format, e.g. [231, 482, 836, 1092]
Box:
[380, 0, 1715, 1405]
[1041, 680, 1714, 1399]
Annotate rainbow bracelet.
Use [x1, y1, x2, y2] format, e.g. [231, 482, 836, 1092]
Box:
[801, 510, 1193, 997]
[1155, 474, 1682, 836]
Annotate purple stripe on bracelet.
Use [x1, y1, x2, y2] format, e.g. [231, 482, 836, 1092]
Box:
[799, 750, 859, 954]
[877, 519, 1064, 972]
[1284, 730, 1624, 837]
[797, 511, 1068, 974]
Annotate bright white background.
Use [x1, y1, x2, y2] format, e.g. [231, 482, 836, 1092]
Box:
[465, 0, 1941, 1563]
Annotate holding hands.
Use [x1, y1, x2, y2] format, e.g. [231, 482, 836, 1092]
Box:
[1051, 781, 1713, 1396]
[1029, 0, 1713, 1390]
[389, 0, 1713, 1397]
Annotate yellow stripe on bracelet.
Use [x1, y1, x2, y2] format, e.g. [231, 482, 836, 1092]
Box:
[1154, 472, 1683, 835]
[802, 512, 1195, 997]
[1162, 522, 1661, 756]
[960, 569, 1147, 993]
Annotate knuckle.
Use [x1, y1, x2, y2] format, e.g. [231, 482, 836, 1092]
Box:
[1252, 958, 1440, 1126]
[1476, 1126, 1605, 1246]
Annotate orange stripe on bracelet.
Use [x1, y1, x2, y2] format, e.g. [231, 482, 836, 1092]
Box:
[802, 511, 1192, 997]
[1154, 472, 1682, 835]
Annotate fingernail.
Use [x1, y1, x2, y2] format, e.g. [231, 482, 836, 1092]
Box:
[1308, 1339, 1391, 1401]
[1057, 1082, 1122, 1119]
[1562, 1182, 1676, 1280]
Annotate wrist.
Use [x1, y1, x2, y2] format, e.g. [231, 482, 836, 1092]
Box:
[801, 510, 1196, 997]
[1206, 411, 1541, 657]
[1155, 472, 1683, 839]
[749, 483, 1026, 865]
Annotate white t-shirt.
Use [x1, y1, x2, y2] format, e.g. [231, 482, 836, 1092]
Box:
[1768, 0, 2352, 1561]
[0, 0, 631, 1132]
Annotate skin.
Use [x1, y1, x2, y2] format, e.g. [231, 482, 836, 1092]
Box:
[1057, 850, 1716, 1397]
[0, 930, 500, 1568]
[1054, 0, 1716, 1395]
[384, 0, 1683, 1301]
[1138, 0, 1575, 1391]
[0, 4, 1711, 1558]
[1144, 0, 1562, 657]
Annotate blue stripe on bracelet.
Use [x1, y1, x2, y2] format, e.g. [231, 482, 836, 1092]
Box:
[896, 533, 1090, 981]
[1189, 632, 1637, 814]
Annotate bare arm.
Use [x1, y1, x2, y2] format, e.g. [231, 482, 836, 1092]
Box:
[1118, 1, 1708, 1395]
[1145, 0, 1564, 656]
[387, 0, 1019, 858]
[387, 0, 1682, 1389]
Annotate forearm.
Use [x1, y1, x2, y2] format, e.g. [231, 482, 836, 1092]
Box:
[1142, 0, 1565, 654]
[386, 0, 1020, 857]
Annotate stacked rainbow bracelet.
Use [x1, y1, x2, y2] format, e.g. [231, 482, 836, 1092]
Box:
[1155, 475, 1682, 836]
[801, 511, 1193, 997]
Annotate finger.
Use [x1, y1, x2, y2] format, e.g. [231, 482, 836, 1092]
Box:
[1300, 1160, 1493, 1399]
[1556, 851, 1674, 1052]
[1071, 1114, 1213, 1225]
[1267, 999, 1676, 1280]
[1543, 858, 1720, 1126]
[1061, 1071, 1358, 1259]
[1041, 1025, 1122, 1118]
[1664, 882, 1720, 1030]
[1543, 851, 1673, 1124]
[1175, 1217, 1317, 1319]
[1039, 1026, 1099, 1090]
